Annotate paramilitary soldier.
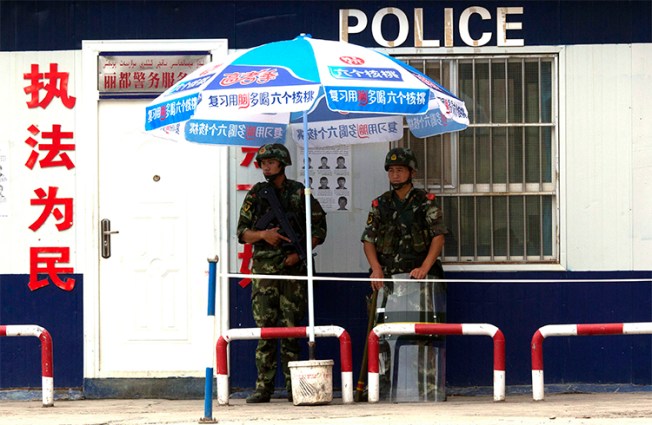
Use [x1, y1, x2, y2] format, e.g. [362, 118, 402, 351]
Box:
[237, 143, 327, 403]
[361, 147, 447, 289]
[361, 147, 448, 401]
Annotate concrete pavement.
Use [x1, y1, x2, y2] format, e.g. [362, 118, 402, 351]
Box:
[0, 392, 651, 425]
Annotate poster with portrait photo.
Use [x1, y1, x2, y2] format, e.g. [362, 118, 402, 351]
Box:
[297, 145, 351, 212]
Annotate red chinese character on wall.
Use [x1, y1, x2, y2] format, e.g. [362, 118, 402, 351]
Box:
[161, 71, 175, 89]
[24, 124, 76, 170]
[133, 71, 146, 89]
[23, 63, 77, 109]
[237, 244, 254, 287]
[236, 146, 260, 287]
[240, 147, 260, 168]
[29, 186, 73, 231]
[148, 72, 161, 89]
[28, 247, 75, 291]
[104, 74, 118, 90]
[119, 72, 133, 89]
[235, 161, 257, 287]
[176, 71, 189, 83]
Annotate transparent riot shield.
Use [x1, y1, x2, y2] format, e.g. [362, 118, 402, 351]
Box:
[375, 274, 446, 402]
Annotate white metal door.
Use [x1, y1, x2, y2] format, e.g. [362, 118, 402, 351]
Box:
[97, 99, 223, 376]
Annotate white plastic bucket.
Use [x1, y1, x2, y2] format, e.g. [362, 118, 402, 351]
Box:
[288, 359, 334, 406]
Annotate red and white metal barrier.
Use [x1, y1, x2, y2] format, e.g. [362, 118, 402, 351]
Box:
[0, 324, 54, 407]
[216, 325, 353, 405]
[531, 322, 652, 401]
[368, 323, 505, 402]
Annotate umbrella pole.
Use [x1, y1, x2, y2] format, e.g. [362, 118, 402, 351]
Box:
[302, 110, 316, 360]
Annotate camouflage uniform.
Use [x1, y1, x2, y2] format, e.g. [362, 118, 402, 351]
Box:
[361, 147, 448, 401]
[237, 146, 327, 398]
[360, 186, 447, 278]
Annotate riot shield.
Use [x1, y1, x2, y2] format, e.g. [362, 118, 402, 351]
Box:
[375, 274, 446, 402]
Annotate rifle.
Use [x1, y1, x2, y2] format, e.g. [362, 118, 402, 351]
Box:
[254, 186, 309, 263]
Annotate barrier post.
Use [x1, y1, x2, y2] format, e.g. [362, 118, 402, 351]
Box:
[216, 325, 353, 405]
[531, 322, 652, 401]
[200, 256, 219, 423]
[368, 323, 505, 403]
[0, 324, 54, 407]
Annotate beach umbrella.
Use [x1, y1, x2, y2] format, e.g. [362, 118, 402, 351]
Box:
[144, 34, 469, 354]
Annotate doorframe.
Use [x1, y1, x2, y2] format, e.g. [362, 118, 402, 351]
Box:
[79, 39, 229, 379]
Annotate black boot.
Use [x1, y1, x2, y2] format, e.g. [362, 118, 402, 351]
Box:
[246, 390, 271, 403]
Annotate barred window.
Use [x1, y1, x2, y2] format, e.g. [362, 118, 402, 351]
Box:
[398, 55, 557, 264]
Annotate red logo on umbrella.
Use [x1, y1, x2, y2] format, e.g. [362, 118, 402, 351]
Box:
[220, 69, 279, 87]
[444, 99, 451, 115]
[339, 56, 365, 65]
[357, 90, 369, 106]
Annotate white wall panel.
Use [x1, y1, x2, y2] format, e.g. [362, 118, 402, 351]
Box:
[564, 44, 651, 270]
[631, 45, 652, 269]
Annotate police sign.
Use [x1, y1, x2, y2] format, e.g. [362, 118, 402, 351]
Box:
[340, 6, 524, 48]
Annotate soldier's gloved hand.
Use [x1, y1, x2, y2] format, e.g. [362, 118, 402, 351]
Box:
[283, 252, 301, 267]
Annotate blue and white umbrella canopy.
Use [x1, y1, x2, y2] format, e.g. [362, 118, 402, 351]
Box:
[145, 34, 468, 147]
[144, 35, 468, 350]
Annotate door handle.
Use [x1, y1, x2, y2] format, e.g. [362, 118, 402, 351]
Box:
[100, 218, 119, 259]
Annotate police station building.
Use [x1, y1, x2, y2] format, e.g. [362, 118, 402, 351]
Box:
[0, 1, 651, 399]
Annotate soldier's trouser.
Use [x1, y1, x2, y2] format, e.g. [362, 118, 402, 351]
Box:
[251, 277, 307, 393]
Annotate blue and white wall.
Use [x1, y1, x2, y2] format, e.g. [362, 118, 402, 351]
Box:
[0, 1, 651, 396]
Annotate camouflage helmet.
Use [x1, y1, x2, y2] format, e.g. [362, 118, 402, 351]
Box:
[256, 143, 292, 167]
[384, 147, 417, 171]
